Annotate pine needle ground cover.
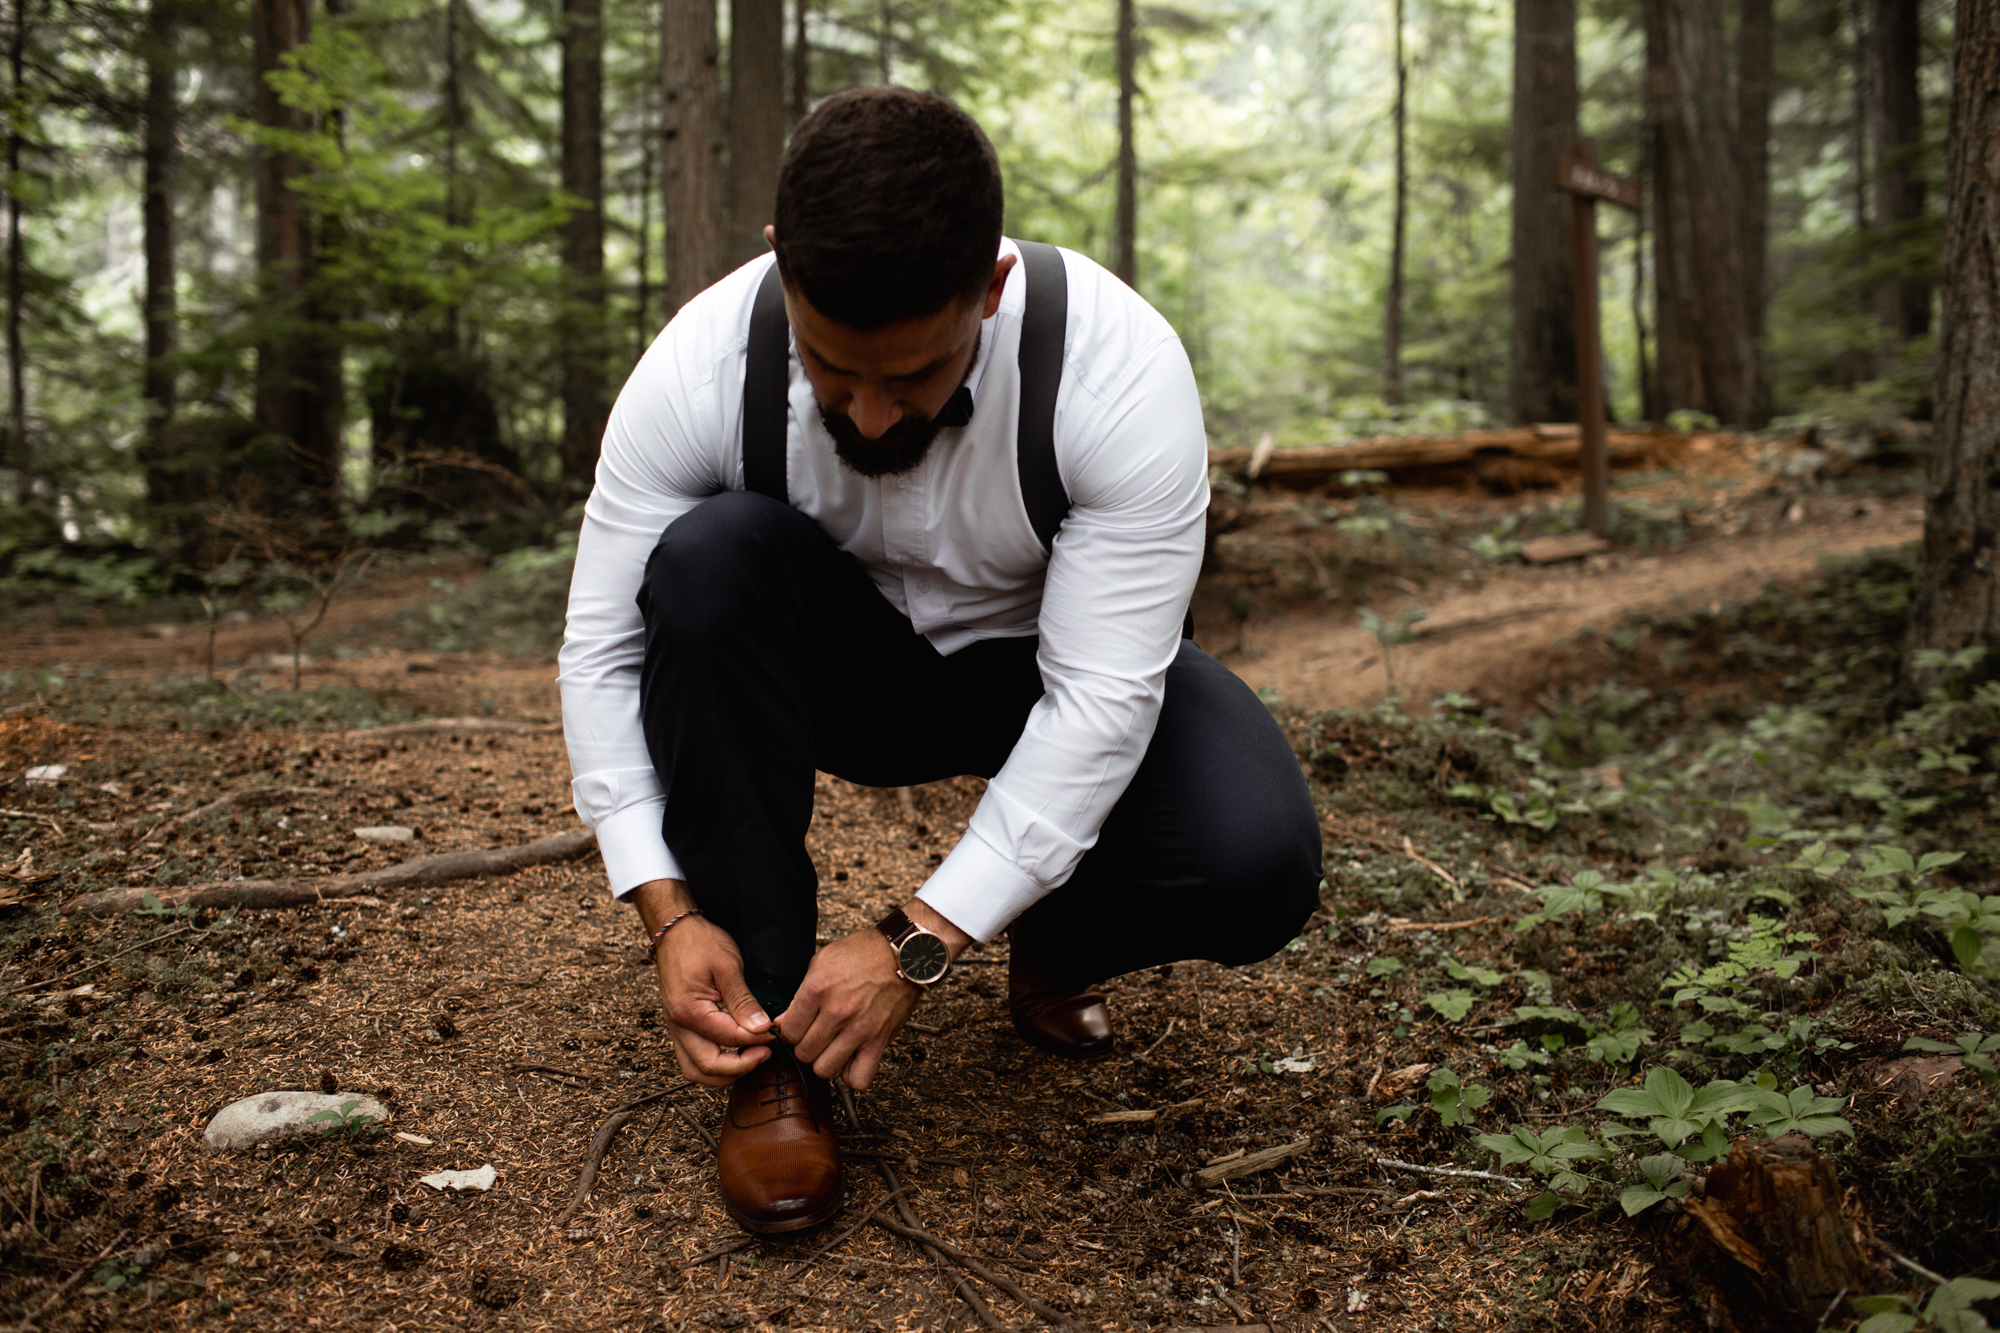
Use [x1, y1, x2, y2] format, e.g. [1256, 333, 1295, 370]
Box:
[0, 550, 1994, 1332]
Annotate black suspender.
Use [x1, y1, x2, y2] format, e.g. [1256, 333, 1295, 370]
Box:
[740, 241, 1072, 554]
[742, 262, 793, 505]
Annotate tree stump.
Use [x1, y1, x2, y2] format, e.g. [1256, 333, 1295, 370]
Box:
[1674, 1134, 1881, 1329]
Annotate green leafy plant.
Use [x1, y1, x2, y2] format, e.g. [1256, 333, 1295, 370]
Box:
[1618, 1153, 1690, 1216]
[1358, 604, 1427, 700]
[1742, 1085, 1855, 1139]
[1426, 1067, 1491, 1127]
[1903, 1032, 2000, 1085]
[1425, 989, 1475, 1021]
[1594, 1067, 1759, 1151]
[1473, 1124, 1608, 1220]
[1852, 1277, 2000, 1333]
[306, 1097, 375, 1139]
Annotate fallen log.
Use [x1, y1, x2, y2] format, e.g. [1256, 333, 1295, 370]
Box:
[338, 717, 561, 742]
[1670, 1134, 1882, 1330]
[62, 828, 598, 916]
[1207, 424, 1679, 483]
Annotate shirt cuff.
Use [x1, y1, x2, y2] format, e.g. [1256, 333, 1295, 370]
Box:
[916, 830, 1045, 944]
[590, 802, 686, 899]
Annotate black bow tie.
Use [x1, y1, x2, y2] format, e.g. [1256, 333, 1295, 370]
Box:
[933, 386, 975, 429]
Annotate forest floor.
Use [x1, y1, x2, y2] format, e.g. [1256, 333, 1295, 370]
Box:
[1, 432, 1993, 1333]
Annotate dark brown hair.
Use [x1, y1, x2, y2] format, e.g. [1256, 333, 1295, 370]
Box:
[772, 88, 1004, 329]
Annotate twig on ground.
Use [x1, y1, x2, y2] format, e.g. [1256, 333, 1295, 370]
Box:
[667, 1236, 755, 1273]
[5, 925, 198, 995]
[340, 717, 562, 741]
[1375, 1157, 1526, 1189]
[507, 1063, 596, 1083]
[875, 1163, 1006, 1330]
[5, 1228, 129, 1333]
[63, 828, 598, 915]
[896, 787, 921, 823]
[870, 1166, 1075, 1330]
[667, 1096, 717, 1152]
[555, 1108, 637, 1229]
[791, 1188, 905, 1277]
[1882, 1247, 1949, 1286]
[1381, 916, 1497, 933]
[1212, 1279, 1253, 1323]
[1194, 1137, 1312, 1187]
[1401, 835, 1460, 891]
[1135, 1019, 1178, 1060]
[140, 786, 330, 845]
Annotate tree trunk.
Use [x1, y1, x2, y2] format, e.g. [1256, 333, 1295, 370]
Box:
[1112, 0, 1136, 288]
[727, 0, 784, 269]
[791, 0, 808, 125]
[1909, 0, 2000, 660]
[1646, 0, 1693, 416]
[1648, 0, 1756, 426]
[142, 0, 178, 457]
[662, 0, 723, 315]
[1384, 0, 1409, 408]
[1508, 0, 1576, 424]
[560, 0, 606, 495]
[1850, 0, 1870, 232]
[254, 0, 338, 494]
[1737, 0, 1772, 422]
[7, 0, 28, 503]
[1870, 0, 1928, 340]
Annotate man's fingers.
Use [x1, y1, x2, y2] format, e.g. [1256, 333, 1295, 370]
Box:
[841, 1034, 890, 1093]
[719, 977, 773, 1037]
[669, 1024, 769, 1086]
[671, 995, 777, 1050]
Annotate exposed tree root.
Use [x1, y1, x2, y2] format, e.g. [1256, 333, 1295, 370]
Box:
[872, 1161, 1072, 1329]
[62, 828, 598, 916]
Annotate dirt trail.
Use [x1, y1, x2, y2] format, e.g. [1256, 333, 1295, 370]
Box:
[1221, 498, 1923, 716]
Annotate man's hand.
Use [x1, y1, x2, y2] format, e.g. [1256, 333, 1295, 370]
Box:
[631, 879, 775, 1087]
[777, 899, 971, 1090]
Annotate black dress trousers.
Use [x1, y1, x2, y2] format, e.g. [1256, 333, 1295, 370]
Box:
[636, 490, 1321, 1011]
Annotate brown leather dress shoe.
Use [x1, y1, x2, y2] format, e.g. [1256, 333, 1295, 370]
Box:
[716, 1041, 843, 1234]
[1009, 937, 1116, 1060]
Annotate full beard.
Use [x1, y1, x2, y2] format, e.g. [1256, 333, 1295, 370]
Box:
[819, 331, 979, 480]
[820, 405, 945, 479]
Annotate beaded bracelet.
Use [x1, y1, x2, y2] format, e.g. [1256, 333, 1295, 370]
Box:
[647, 909, 702, 964]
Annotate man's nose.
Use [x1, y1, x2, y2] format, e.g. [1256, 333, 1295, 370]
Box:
[846, 385, 903, 439]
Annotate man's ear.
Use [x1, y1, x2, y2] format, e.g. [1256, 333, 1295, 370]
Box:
[982, 253, 1019, 321]
[763, 224, 777, 250]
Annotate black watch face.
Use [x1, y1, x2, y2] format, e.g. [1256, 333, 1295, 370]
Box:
[898, 932, 950, 985]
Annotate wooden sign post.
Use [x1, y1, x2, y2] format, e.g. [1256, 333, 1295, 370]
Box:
[1555, 140, 1641, 538]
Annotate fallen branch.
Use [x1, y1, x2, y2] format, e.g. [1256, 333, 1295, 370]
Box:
[139, 786, 332, 845]
[1375, 1157, 1526, 1189]
[340, 717, 561, 741]
[869, 1164, 1074, 1332]
[1381, 917, 1498, 933]
[555, 1108, 637, 1230]
[62, 828, 597, 916]
[1195, 1137, 1312, 1187]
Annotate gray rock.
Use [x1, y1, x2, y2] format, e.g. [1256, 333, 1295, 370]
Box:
[203, 1091, 391, 1151]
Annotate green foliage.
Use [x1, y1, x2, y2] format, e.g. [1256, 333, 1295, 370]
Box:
[1617, 1153, 1690, 1217]
[425, 530, 578, 656]
[1426, 1066, 1490, 1127]
[1903, 1033, 2000, 1086]
[1852, 1278, 2000, 1333]
[1593, 1067, 1759, 1151]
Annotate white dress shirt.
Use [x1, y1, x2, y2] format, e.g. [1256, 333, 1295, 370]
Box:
[558, 238, 1209, 943]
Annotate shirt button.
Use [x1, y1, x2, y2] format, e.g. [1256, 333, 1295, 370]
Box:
[917, 578, 933, 594]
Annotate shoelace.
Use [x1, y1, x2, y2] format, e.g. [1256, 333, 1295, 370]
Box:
[754, 1049, 816, 1126]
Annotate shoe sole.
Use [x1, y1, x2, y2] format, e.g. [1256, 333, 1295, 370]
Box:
[1011, 1019, 1117, 1061]
[721, 1184, 845, 1236]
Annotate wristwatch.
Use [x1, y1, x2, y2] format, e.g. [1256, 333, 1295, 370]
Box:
[877, 907, 952, 987]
